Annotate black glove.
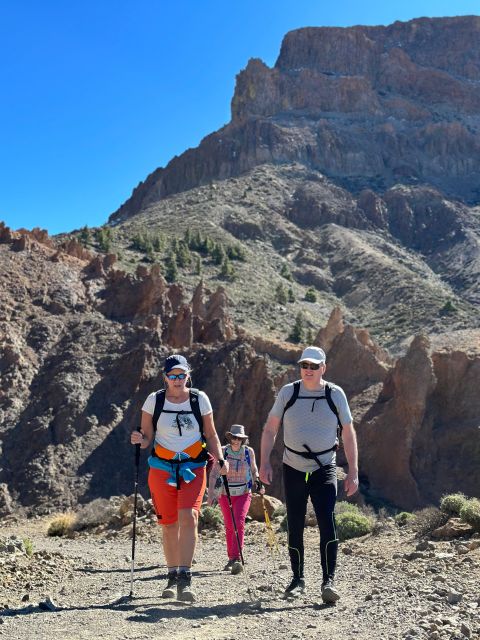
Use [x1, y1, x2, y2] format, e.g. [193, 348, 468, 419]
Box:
[254, 479, 263, 493]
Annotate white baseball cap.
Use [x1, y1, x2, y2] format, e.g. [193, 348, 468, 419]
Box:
[298, 346, 326, 364]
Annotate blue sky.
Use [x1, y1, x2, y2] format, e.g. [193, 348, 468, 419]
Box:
[1, 1, 478, 234]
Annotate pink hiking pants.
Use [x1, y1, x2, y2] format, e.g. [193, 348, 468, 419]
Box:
[218, 493, 252, 560]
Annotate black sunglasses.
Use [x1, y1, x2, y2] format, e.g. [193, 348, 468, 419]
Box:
[166, 373, 188, 380]
[300, 362, 321, 370]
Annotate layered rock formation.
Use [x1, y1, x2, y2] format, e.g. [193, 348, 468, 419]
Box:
[111, 16, 480, 224]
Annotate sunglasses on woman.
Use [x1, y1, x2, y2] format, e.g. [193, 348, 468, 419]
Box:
[300, 362, 321, 370]
[166, 373, 188, 380]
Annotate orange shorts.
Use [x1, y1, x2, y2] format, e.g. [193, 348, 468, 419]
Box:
[148, 466, 206, 525]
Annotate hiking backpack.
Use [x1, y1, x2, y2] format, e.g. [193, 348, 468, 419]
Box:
[281, 381, 343, 459]
[152, 388, 204, 439]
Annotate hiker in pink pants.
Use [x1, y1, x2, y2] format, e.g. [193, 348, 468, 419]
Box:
[208, 424, 262, 574]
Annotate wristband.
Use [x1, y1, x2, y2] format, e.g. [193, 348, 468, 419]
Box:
[218, 459, 225, 468]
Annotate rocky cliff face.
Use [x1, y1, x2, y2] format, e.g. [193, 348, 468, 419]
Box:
[111, 16, 480, 224]
[358, 331, 480, 510]
[1, 226, 479, 512]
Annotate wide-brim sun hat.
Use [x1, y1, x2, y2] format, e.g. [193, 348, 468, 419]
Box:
[298, 346, 326, 364]
[164, 354, 191, 373]
[225, 424, 249, 440]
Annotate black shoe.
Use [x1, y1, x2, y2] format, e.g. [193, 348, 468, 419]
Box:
[321, 578, 340, 604]
[284, 576, 305, 598]
[177, 570, 195, 603]
[223, 559, 235, 571]
[162, 571, 177, 599]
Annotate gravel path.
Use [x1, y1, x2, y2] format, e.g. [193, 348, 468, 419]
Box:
[1, 517, 479, 640]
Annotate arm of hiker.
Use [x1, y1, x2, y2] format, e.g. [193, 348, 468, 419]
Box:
[342, 422, 359, 496]
[207, 464, 219, 505]
[259, 414, 281, 485]
[203, 413, 229, 475]
[249, 447, 264, 494]
[130, 411, 154, 449]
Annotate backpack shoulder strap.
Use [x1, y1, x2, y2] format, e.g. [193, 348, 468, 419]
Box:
[281, 381, 301, 424]
[189, 388, 204, 439]
[152, 389, 166, 434]
[325, 383, 342, 436]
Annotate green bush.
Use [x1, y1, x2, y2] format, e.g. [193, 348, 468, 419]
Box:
[23, 537, 34, 557]
[305, 288, 317, 303]
[394, 511, 415, 527]
[336, 510, 373, 541]
[440, 492, 468, 516]
[198, 505, 223, 531]
[459, 498, 480, 532]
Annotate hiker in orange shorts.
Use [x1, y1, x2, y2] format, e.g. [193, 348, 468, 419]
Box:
[131, 354, 228, 602]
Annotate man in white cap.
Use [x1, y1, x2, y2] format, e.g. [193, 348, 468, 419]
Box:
[259, 346, 358, 604]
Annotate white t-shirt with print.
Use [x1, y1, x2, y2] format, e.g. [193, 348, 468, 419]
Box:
[142, 390, 212, 453]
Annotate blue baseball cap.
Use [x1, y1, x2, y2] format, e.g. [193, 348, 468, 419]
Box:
[164, 354, 191, 373]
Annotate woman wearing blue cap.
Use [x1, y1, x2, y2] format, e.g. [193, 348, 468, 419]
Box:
[131, 354, 228, 603]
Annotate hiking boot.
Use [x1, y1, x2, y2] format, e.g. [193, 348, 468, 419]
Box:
[321, 578, 340, 604]
[177, 570, 195, 603]
[162, 571, 177, 599]
[223, 559, 235, 571]
[284, 576, 305, 598]
[231, 560, 243, 575]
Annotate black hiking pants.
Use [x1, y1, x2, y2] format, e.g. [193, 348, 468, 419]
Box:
[283, 462, 338, 583]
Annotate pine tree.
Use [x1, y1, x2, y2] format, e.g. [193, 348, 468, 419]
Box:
[288, 313, 304, 344]
[275, 283, 287, 305]
[176, 240, 192, 267]
[194, 256, 202, 275]
[280, 264, 292, 281]
[79, 225, 91, 247]
[212, 242, 226, 265]
[220, 258, 235, 280]
[288, 287, 295, 303]
[165, 252, 178, 283]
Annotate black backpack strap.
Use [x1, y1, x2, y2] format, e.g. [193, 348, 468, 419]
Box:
[285, 443, 337, 459]
[189, 388, 204, 440]
[325, 383, 342, 437]
[152, 389, 166, 434]
[280, 380, 301, 424]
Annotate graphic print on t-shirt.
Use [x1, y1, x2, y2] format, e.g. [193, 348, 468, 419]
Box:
[170, 414, 195, 432]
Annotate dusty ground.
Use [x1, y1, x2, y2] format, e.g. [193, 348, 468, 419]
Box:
[1, 515, 479, 640]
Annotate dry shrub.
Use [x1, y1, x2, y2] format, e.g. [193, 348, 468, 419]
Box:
[74, 498, 117, 530]
[412, 507, 449, 536]
[47, 513, 77, 537]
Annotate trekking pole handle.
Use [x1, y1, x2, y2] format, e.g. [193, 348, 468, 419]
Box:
[135, 428, 141, 466]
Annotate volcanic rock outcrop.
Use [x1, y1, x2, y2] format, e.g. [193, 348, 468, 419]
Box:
[111, 16, 480, 224]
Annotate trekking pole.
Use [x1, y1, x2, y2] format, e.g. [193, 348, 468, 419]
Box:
[129, 435, 141, 598]
[219, 465, 262, 608]
[261, 489, 280, 560]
